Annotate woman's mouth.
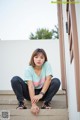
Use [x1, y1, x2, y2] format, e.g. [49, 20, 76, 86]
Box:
[37, 62, 41, 64]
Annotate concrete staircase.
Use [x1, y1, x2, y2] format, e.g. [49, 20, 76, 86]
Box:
[0, 90, 68, 120]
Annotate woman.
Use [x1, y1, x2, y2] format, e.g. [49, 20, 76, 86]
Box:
[11, 48, 60, 115]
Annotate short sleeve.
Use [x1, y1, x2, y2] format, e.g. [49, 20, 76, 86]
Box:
[45, 62, 53, 77]
[24, 67, 32, 82]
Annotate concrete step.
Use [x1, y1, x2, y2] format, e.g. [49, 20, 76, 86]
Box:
[0, 90, 68, 120]
[0, 90, 65, 95]
[0, 90, 66, 99]
[0, 109, 68, 120]
[0, 97, 66, 109]
[0, 90, 67, 109]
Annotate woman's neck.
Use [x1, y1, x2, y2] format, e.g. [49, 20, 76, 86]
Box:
[34, 66, 42, 76]
[34, 66, 42, 70]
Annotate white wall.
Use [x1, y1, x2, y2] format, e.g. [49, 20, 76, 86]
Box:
[0, 40, 61, 90]
[62, 4, 80, 120]
[75, 2, 80, 119]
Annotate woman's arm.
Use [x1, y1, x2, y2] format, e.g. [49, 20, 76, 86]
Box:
[27, 81, 35, 104]
[40, 75, 52, 95]
[27, 81, 40, 115]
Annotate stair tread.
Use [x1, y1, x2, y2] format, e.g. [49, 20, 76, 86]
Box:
[0, 109, 68, 116]
[0, 90, 68, 120]
[0, 97, 66, 108]
[0, 109, 68, 120]
[0, 90, 67, 110]
[0, 98, 66, 104]
[0, 90, 66, 95]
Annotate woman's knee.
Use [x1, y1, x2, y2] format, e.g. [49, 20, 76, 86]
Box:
[11, 76, 20, 84]
[51, 78, 61, 88]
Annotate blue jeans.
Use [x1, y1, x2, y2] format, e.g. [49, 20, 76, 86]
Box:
[11, 76, 60, 103]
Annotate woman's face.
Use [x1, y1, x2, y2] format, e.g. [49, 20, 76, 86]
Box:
[33, 52, 45, 67]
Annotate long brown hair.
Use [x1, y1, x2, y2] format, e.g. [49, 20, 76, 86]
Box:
[29, 48, 48, 67]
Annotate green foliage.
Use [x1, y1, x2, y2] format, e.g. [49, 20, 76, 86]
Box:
[29, 28, 53, 40]
[29, 25, 59, 40]
[52, 25, 59, 39]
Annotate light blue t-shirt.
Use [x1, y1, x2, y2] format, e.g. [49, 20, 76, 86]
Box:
[24, 61, 53, 89]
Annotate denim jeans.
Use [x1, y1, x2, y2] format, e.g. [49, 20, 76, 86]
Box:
[11, 76, 60, 103]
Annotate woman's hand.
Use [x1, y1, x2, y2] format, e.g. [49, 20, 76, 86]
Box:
[31, 94, 43, 104]
[31, 104, 40, 115]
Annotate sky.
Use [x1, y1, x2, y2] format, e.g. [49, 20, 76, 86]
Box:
[0, 0, 58, 40]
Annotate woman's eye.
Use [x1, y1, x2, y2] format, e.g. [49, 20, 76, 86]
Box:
[35, 56, 38, 58]
[40, 57, 44, 59]
[34, 55, 44, 59]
